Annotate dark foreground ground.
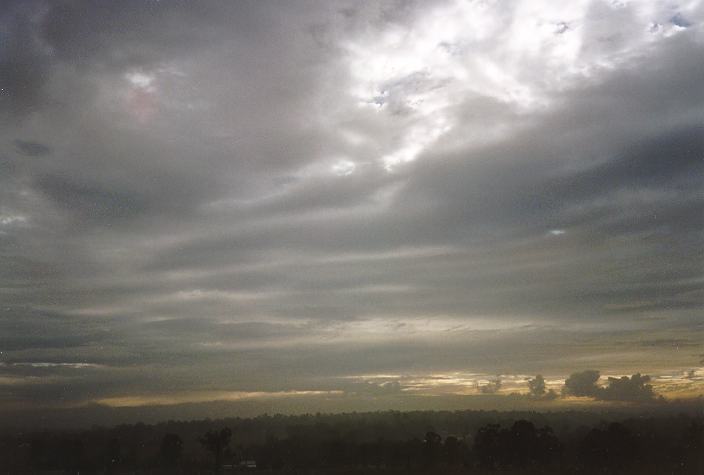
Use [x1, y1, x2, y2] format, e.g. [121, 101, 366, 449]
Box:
[1, 403, 702, 474]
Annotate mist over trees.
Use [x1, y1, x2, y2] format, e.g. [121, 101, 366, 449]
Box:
[3, 407, 702, 473]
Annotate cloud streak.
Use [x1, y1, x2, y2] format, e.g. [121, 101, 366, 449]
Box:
[0, 0, 702, 416]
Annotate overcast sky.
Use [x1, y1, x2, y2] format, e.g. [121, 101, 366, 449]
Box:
[1, 0, 702, 420]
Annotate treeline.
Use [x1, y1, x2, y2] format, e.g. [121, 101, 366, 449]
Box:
[1, 408, 702, 473]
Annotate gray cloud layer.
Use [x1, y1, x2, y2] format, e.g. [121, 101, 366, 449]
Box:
[0, 0, 702, 413]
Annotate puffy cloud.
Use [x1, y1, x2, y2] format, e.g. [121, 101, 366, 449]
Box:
[528, 375, 555, 399]
[563, 370, 602, 398]
[600, 374, 657, 402]
[563, 370, 658, 402]
[478, 378, 502, 395]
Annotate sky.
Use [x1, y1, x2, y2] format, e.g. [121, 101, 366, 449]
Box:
[0, 0, 703, 423]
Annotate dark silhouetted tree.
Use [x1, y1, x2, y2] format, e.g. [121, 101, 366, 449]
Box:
[423, 431, 442, 467]
[160, 433, 183, 468]
[444, 435, 461, 466]
[503, 420, 538, 466]
[679, 420, 704, 473]
[474, 420, 561, 469]
[106, 438, 121, 473]
[199, 427, 232, 474]
[474, 423, 501, 469]
[580, 422, 636, 470]
[535, 425, 562, 465]
[67, 437, 84, 471]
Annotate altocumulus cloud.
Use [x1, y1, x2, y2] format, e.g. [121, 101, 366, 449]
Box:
[0, 0, 702, 417]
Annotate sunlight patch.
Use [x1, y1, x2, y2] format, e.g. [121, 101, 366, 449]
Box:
[0, 214, 28, 226]
[95, 390, 344, 408]
[331, 159, 357, 176]
[343, 0, 690, 172]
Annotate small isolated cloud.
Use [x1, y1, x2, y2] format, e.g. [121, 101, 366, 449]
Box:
[477, 378, 502, 394]
[670, 13, 691, 28]
[0, 214, 27, 226]
[554, 22, 569, 34]
[332, 159, 357, 176]
[13, 139, 51, 157]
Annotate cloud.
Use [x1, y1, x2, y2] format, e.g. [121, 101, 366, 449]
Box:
[0, 1, 53, 119]
[477, 378, 502, 394]
[563, 370, 602, 398]
[600, 373, 657, 402]
[35, 174, 151, 222]
[563, 370, 658, 402]
[0, 0, 702, 413]
[13, 140, 52, 157]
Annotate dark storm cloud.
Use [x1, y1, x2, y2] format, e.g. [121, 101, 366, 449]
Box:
[0, 0, 702, 412]
[0, 1, 51, 118]
[36, 173, 151, 221]
[0, 308, 111, 351]
[542, 125, 702, 210]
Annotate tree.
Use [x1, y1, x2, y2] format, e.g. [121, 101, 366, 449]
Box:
[443, 436, 461, 466]
[423, 431, 442, 467]
[580, 422, 636, 470]
[160, 433, 183, 468]
[681, 421, 704, 473]
[105, 438, 121, 474]
[473, 424, 501, 469]
[528, 374, 546, 397]
[504, 420, 538, 466]
[474, 421, 561, 470]
[199, 427, 232, 473]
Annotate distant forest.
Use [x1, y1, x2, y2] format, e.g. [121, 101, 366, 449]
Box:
[2, 404, 702, 474]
